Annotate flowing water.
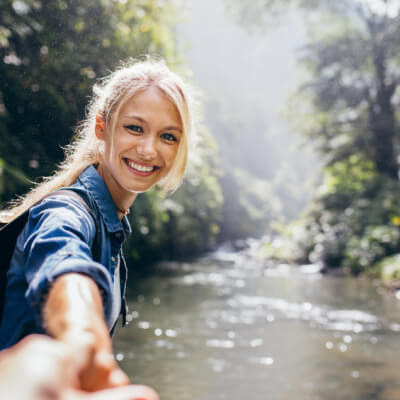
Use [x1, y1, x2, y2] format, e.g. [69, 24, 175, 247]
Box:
[114, 248, 400, 400]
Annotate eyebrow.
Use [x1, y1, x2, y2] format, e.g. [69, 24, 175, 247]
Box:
[122, 114, 182, 133]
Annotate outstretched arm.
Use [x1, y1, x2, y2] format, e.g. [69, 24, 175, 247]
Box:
[44, 273, 128, 392]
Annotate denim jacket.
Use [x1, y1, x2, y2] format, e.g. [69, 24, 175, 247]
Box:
[0, 165, 131, 350]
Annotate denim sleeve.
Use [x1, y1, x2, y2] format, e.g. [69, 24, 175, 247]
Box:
[23, 195, 113, 322]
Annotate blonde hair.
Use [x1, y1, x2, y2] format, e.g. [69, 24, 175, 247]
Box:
[1, 57, 194, 223]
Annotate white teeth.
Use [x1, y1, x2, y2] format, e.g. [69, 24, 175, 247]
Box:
[127, 160, 154, 172]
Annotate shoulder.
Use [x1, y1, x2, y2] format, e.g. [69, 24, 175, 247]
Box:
[27, 192, 97, 241]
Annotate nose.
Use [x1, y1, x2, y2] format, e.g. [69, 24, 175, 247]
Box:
[137, 135, 157, 160]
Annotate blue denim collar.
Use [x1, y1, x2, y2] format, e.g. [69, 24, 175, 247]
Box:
[78, 165, 132, 235]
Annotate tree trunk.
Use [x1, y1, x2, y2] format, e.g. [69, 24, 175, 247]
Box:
[369, 37, 398, 179]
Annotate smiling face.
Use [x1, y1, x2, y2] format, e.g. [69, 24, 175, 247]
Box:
[96, 86, 183, 208]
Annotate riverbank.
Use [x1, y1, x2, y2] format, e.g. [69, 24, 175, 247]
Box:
[218, 236, 400, 296]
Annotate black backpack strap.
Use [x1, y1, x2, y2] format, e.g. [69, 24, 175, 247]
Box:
[0, 210, 31, 321]
[0, 189, 99, 322]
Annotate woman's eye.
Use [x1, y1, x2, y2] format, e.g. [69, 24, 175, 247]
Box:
[161, 133, 178, 142]
[126, 125, 143, 133]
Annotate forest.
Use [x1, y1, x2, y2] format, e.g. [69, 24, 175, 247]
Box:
[1, 0, 400, 283]
[235, 0, 400, 282]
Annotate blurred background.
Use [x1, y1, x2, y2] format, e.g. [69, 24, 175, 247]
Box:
[2, 0, 400, 399]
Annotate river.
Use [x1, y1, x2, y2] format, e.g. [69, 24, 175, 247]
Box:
[114, 247, 400, 400]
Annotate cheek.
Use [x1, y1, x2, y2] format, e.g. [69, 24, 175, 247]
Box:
[165, 146, 179, 166]
[105, 131, 129, 157]
[101, 130, 115, 156]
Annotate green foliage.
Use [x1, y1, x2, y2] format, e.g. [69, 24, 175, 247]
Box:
[321, 154, 376, 194]
[344, 225, 400, 274]
[230, 0, 400, 276]
[295, 2, 400, 275]
[373, 254, 400, 282]
[229, 0, 400, 178]
[259, 236, 296, 262]
[294, 173, 400, 273]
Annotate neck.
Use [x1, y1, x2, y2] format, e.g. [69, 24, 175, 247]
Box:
[117, 205, 130, 218]
[96, 163, 137, 219]
[115, 195, 136, 220]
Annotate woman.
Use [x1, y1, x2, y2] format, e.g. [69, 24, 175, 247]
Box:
[0, 58, 194, 392]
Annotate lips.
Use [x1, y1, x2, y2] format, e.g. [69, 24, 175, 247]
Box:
[124, 158, 159, 176]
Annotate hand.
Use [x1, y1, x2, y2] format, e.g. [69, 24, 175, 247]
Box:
[0, 335, 159, 400]
[44, 273, 130, 391]
[61, 330, 130, 392]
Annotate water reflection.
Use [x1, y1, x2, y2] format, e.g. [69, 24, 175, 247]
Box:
[229, 295, 389, 332]
[113, 255, 400, 400]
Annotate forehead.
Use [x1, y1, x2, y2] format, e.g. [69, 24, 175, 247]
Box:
[119, 86, 182, 127]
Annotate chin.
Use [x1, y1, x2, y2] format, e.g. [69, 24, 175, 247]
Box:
[125, 183, 156, 194]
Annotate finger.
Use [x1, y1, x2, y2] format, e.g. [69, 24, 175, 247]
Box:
[63, 332, 97, 367]
[108, 368, 130, 387]
[82, 385, 159, 400]
[59, 332, 99, 388]
[79, 351, 113, 392]
[93, 351, 130, 387]
[79, 351, 128, 391]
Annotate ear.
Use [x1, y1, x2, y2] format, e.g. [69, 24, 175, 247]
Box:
[95, 114, 105, 140]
